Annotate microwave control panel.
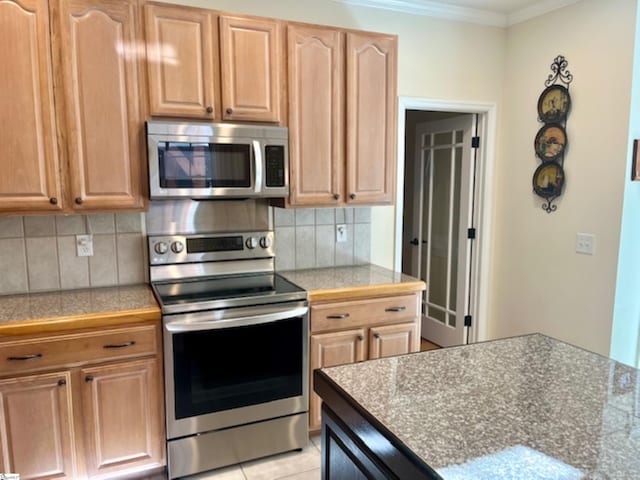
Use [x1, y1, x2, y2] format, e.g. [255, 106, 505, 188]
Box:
[265, 145, 285, 188]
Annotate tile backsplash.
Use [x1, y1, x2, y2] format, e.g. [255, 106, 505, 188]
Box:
[274, 207, 371, 271]
[0, 213, 146, 295]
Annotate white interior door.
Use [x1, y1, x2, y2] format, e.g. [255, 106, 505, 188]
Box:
[411, 115, 474, 347]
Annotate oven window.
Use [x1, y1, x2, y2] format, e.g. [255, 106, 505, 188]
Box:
[172, 317, 303, 419]
[158, 142, 251, 188]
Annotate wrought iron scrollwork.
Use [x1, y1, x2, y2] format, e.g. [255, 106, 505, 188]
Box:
[545, 55, 573, 88]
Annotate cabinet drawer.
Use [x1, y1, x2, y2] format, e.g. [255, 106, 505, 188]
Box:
[311, 294, 419, 333]
[0, 325, 158, 377]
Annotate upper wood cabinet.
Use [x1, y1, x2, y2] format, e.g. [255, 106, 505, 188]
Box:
[287, 25, 397, 207]
[0, 0, 63, 213]
[144, 3, 218, 118]
[55, 0, 145, 211]
[219, 15, 282, 122]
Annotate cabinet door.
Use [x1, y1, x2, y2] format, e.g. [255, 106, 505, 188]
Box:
[0, 0, 62, 213]
[369, 322, 419, 360]
[145, 3, 218, 118]
[81, 358, 164, 478]
[219, 15, 281, 122]
[54, 0, 144, 210]
[309, 329, 366, 430]
[287, 24, 343, 206]
[0, 372, 77, 479]
[345, 32, 397, 205]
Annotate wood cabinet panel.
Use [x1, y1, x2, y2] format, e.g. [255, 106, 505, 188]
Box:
[346, 32, 397, 205]
[369, 322, 420, 360]
[0, 371, 77, 479]
[220, 15, 281, 122]
[287, 24, 343, 206]
[309, 329, 366, 430]
[55, 0, 144, 210]
[145, 3, 218, 118]
[80, 358, 163, 477]
[0, 0, 62, 212]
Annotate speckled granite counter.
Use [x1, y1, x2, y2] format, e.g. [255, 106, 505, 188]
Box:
[315, 334, 640, 479]
[279, 264, 425, 302]
[0, 285, 160, 335]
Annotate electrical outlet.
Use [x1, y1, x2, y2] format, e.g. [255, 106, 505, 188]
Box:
[576, 233, 595, 255]
[336, 224, 347, 243]
[76, 234, 94, 257]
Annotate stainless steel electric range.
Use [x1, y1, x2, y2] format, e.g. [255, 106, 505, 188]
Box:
[149, 229, 309, 479]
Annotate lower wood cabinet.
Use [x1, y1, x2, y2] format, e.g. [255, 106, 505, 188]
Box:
[309, 292, 421, 430]
[0, 322, 164, 479]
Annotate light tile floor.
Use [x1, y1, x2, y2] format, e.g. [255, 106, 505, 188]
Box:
[180, 435, 322, 480]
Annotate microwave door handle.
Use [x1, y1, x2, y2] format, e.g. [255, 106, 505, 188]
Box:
[165, 306, 309, 332]
[253, 140, 263, 193]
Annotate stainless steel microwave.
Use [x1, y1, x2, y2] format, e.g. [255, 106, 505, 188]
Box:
[146, 121, 289, 199]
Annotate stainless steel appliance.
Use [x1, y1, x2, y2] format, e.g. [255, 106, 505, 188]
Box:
[149, 228, 308, 479]
[147, 121, 288, 199]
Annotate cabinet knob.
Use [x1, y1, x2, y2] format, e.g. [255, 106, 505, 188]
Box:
[333, 193, 340, 200]
[49, 197, 58, 205]
[75, 197, 83, 205]
[374, 333, 381, 339]
[206, 106, 213, 114]
[350, 193, 356, 200]
[58, 379, 67, 386]
[85, 375, 94, 383]
[226, 107, 233, 115]
[357, 335, 364, 341]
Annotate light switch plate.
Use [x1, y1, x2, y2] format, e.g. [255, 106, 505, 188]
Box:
[336, 224, 347, 243]
[576, 233, 595, 255]
[76, 234, 94, 257]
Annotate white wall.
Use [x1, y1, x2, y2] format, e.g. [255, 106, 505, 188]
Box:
[167, 0, 507, 269]
[489, 0, 637, 356]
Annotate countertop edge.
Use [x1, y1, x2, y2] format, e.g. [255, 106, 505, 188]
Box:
[308, 280, 426, 302]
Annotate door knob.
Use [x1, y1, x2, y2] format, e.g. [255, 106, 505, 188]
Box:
[410, 238, 419, 246]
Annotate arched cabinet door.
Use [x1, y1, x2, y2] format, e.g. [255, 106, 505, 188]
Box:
[0, 0, 62, 213]
[54, 0, 145, 211]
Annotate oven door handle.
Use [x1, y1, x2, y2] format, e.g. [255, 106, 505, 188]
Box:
[165, 306, 308, 332]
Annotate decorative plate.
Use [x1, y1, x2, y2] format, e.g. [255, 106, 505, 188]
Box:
[537, 84, 571, 123]
[532, 161, 564, 199]
[534, 123, 567, 162]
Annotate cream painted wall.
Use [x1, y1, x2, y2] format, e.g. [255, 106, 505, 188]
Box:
[489, 0, 636, 356]
[162, 0, 507, 269]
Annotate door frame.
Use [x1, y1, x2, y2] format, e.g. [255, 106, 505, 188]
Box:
[395, 97, 497, 344]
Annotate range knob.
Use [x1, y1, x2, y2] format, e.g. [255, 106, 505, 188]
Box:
[245, 237, 258, 249]
[154, 241, 168, 255]
[259, 236, 272, 249]
[171, 241, 184, 254]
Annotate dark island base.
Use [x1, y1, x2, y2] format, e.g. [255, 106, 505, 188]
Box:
[315, 369, 442, 480]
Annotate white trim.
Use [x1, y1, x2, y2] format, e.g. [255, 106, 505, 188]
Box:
[331, 0, 580, 27]
[395, 96, 497, 343]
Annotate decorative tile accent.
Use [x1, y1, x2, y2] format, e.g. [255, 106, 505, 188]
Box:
[275, 227, 296, 271]
[89, 235, 118, 287]
[0, 217, 24, 238]
[87, 214, 116, 234]
[56, 215, 86, 235]
[274, 207, 295, 227]
[295, 226, 315, 269]
[295, 209, 315, 226]
[315, 225, 335, 268]
[315, 208, 335, 225]
[57, 236, 90, 289]
[0, 238, 27, 294]
[117, 233, 146, 284]
[116, 212, 143, 233]
[26, 237, 60, 291]
[24, 216, 55, 237]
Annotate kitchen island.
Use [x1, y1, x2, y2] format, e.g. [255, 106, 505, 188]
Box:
[314, 333, 640, 479]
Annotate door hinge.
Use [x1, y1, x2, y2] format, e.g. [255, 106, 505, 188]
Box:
[464, 315, 472, 327]
[467, 228, 476, 239]
[471, 136, 480, 148]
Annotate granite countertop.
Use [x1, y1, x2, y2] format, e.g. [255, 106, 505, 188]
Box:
[280, 264, 425, 301]
[0, 284, 160, 335]
[320, 334, 640, 479]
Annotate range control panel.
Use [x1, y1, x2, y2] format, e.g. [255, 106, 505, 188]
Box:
[149, 231, 274, 265]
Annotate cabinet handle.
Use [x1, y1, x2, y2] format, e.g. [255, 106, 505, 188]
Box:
[7, 353, 42, 361]
[357, 335, 364, 341]
[326, 313, 350, 319]
[350, 193, 356, 200]
[75, 197, 83, 205]
[58, 379, 67, 386]
[374, 333, 381, 339]
[103, 341, 136, 349]
[49, 197, 58, 205]
[85, 375, 94, 383]
[333, 193, 340, 200]
[226, 107, 233, 115]
[385, 306, 407, 312]
[206, 106, 213, 114]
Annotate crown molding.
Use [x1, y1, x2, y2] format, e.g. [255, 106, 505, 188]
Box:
[332, 0, 580, 28]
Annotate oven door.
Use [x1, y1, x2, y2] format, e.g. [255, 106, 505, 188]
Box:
[163, 301, 309, 440]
